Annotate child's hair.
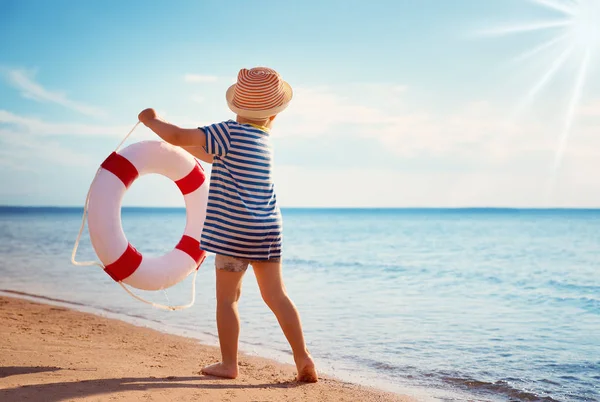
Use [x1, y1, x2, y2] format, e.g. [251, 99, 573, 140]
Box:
[237, 115, 275, 127]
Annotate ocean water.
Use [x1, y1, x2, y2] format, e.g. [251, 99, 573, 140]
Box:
[0, 207, 599, 401]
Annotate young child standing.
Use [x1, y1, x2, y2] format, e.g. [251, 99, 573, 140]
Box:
[138, 67, 317, 382]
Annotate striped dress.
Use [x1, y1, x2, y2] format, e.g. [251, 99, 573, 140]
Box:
[199, 120, 282, 260]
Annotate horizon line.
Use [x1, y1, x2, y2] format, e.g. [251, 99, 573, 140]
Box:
[1, 205, 600, 211]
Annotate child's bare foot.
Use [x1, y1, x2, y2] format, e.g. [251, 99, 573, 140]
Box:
[295, 354, 318, 383]
[201, 362, 239, 379]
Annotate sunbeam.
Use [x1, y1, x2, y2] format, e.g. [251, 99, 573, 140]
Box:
[529, 0, 577, 15]
[553, 48, 591, 172]
[479, 0, 600, 204]
[516, 44, 574, 111]
[508, 32, 569, 65]
[477, 20, 572, 36]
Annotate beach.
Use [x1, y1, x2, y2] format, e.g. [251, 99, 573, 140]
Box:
[0, 296, 413, 401]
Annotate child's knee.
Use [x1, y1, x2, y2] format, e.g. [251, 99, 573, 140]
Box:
[217, 287, 242, 305]
[261, 289, 287, 309]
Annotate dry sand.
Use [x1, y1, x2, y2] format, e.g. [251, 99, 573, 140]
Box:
[0, 296, 416, 401]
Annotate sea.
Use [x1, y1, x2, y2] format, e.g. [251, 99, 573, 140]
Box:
[0, 206, 598, 401]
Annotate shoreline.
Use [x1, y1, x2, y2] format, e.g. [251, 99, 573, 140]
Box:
[0, 289, 436, 399]
[0, 294, 419, 401]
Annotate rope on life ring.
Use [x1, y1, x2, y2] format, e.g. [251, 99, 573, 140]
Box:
[71, 122, 204, 311]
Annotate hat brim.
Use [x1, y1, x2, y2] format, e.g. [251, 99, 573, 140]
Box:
[226, 81, 293, 119]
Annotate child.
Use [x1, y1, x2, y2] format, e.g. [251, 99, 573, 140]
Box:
[138, 67, 318, 382]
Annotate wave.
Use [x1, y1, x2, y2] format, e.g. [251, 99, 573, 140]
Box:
[335, 353, 588, 402]
[549, 295, 600, 314]
[285, 257, 409, 272]
[441, 375, 561, 402]
[547, 280, 600, 294]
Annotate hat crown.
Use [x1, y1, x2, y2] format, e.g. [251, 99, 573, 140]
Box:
[232, 67, 286, 111]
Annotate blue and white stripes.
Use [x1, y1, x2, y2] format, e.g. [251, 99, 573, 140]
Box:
[200, 120, 282, 260]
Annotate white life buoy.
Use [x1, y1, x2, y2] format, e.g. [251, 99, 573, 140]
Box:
[87, 140, 209, 291]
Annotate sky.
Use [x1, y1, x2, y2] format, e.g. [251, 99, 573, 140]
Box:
[1, 0, 599, 207]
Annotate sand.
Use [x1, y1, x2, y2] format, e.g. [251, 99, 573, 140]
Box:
[0, 296, 415, 401]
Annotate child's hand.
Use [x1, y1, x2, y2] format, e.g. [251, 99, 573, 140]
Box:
[138, 108, 158, 125]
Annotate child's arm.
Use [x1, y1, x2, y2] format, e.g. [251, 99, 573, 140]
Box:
[181, 146, 214, 164]
[138, 108, 206, 148]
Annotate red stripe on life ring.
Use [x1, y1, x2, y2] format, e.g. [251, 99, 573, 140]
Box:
[104, 243, 143, 282]
[176, 235, 206, 267]
[101, 152, 139, 188]
[175, 161, 205, 195]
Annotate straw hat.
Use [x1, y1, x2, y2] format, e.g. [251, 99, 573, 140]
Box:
[226, 67, 293, 119]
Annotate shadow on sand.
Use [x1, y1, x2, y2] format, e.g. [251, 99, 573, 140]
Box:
[0, 366, 303, 402]
[0, 366, 62, 378]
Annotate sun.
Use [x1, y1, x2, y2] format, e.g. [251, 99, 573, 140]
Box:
[570, 0, 600, 49]
[478, 0, 600, 179]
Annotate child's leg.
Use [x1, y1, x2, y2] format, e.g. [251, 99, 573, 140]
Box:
[201, 257, 247, 379]
[252, 261, 318, 382]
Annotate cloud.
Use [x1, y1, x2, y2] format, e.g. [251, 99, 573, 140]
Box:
[0, 130, 94, 167]
[184, 74, 219, 83]
[270, 83, 600, 207]
[274, 162, 600, 208]
[275, 84, 600, 169]
[0, 151, 38, 172]
[393, 85, 408, 93]
[5, 69, 106, 117]
[276, 86, 391, 137]
[578, 99, 600, 117]
[0, 110, 144, 173]
[0, 110, 130, 136]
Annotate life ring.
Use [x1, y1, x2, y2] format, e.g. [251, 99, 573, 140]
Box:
[87, 140, 209, 291]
